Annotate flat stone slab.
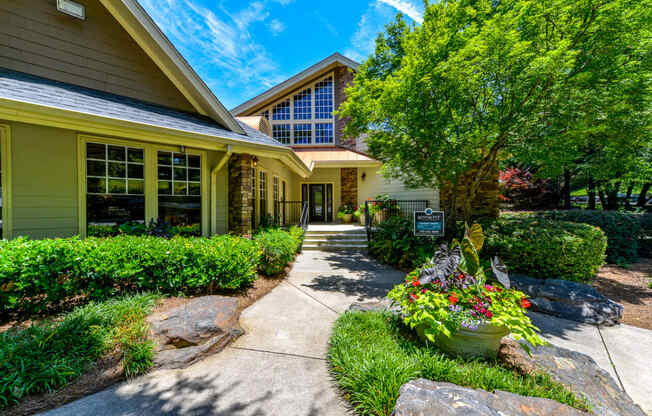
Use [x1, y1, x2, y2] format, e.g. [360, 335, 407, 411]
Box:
[392, 379, 585, 416]
[147, 296, 243, 369]
[511, 275, 623, 325]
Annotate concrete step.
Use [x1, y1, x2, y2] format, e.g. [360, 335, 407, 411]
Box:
[304, 234, 367, 241]
[302, 243, 368, 252]
[305, 229, 366, 236]
[303, 239, 368, 246]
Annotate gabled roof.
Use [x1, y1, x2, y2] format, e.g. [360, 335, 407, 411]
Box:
[100, 0, 245, 135]
[0, 68, 284, 148]
[232, 53, 360, 116]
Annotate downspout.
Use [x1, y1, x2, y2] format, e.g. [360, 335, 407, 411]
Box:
[211, 145, 233, 235]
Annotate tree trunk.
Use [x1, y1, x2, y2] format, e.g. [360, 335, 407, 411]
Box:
[625, 183, 634, 210]
[598, 189, 608, 210]
[562, 170, 572, 210]
[606, 182, 621, 210]
[637, 183, 651, 207]
[588, 176, 596, 210]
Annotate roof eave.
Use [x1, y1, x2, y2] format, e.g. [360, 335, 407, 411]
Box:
[100, 0, 246, 135]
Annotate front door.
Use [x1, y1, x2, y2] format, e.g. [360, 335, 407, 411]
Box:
[309, 184, 325, 222]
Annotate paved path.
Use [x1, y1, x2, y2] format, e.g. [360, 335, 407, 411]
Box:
[43, 251, 652, 415]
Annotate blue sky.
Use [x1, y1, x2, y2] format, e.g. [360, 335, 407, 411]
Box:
[137, 0, 424, 110]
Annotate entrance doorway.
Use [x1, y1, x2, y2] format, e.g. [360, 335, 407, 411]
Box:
[302, 183, 333, 222]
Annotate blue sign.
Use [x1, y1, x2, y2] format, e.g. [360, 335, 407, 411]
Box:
[414, 210, 445, 237]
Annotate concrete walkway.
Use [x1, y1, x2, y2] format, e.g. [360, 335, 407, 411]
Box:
[43, 251, 652, 415]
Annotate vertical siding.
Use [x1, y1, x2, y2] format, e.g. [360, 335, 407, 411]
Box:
[358, 167, 440, 210]
[0, 0, 195, 112]
[207, 150, 229, 235]
[9, 121, 78, 239]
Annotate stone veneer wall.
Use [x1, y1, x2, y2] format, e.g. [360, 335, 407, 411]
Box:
[341, 168, 358, 208]
[228, 154, 253, 236]
[334, 66, 356, 149]
[439, 164, 500, 219]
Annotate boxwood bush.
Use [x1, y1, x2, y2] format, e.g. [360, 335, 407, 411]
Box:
[254, 227, 304, 276]
[0, 235, 260, 314]
[534, 210, 642, 264]
[368, 216, 440, 269]
[482, 216, 607, 282]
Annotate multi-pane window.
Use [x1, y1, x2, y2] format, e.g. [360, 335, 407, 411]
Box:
[259, 171, 267, 218]
[272, 124, 291, 144]
[294, 124, 312, 145]
[273, 176, 279, 222]
[86, 142, 145, 226]
[315, 123, 334, 144]
[272, 100, 290, 121]
[314, 77, 334, 119]
[157, 151, 201, 228]
[293, 89, 312, 120]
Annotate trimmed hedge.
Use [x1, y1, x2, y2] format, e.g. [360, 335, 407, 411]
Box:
[482, 216, 607, 282]
[0, 235, 260, 314]
[534, 210, 642, 264]
[255, 227, 303, 276]
[368, 216, 440, 269]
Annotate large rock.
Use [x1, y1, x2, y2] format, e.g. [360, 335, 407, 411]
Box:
[392, 379, 584, 416]
[500, 340, 646, 416]
[147, 296, 243, 369]
[511, 275, 623, 325]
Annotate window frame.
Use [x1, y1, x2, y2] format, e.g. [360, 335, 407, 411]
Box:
[0, 124, 12, 240]
[77, 135, 209, 238]
[257, 72, 336, 147]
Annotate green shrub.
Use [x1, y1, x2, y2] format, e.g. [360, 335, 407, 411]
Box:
[638, 213, 652, 257]
[254, 229, 297, 276]
[369, 216, 440, 269]
[482, 216, 607, 282]
[534, 211, 642, 264]
[0, 294, 158, 409]
[87, 219, 202, 238]
[0, 235, 260, 313]
[287, 226, 305, 253]
[328, 312, 588, 416]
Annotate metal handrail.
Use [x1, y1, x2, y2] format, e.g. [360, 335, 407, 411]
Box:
[300, 201, 309, 230]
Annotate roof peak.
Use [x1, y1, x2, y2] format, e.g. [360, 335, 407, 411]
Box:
[231, 53, 360, 116]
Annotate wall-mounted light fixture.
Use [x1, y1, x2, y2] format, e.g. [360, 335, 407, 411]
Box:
[361, 172, 366, 181]
[57, 0, 86, 20]
[252, 156, 258, 167]
[179, 145, 186, 153]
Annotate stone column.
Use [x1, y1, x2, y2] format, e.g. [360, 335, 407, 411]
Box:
[341, 167, 358, 208]
[228, 154, 253, 236]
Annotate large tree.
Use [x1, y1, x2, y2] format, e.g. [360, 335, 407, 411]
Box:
[340, 0, 651, 230]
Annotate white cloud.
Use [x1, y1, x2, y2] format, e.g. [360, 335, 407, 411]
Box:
[378, 0, 424, 24]
[138, 0, 288, 108]
[267, 18, 286, 36]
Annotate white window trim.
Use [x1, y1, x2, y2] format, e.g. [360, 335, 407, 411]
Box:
[262, 72, 336, 147]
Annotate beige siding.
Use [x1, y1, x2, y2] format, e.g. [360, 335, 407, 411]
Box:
[0, 0, 195, 112]
[9, 121, 79, 239]
[256, 156, 301, 218]
[207, 151, 229, 235]
[358, 167, 439, 209]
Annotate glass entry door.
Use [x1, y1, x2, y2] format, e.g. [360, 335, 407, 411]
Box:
[309, 184, 325, 222]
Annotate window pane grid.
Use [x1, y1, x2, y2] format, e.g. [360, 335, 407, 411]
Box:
[315, 123, 334, 144]
[157, 152, 201, 197]
[293, 124, 312, 145]
[293, 89, 312, 120]
[272, 100, 290, 120]
[314, 77, 333, 119]
[86, 143, 144, 195]
[272, 124, 291, 144]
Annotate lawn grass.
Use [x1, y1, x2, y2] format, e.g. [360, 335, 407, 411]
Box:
[328, 311, 589, 416]
[0, 294, 159, 409]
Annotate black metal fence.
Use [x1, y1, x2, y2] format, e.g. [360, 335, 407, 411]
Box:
[364, 199, 430, 235]
[274, 201, 309, 229]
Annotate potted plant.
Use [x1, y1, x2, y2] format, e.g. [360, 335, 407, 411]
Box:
[354, 204, 365, 225]
[388, 224, 544, 358]
[337, 205, 354, 224]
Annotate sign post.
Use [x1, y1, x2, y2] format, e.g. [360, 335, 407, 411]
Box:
[414, 208, 445, 237]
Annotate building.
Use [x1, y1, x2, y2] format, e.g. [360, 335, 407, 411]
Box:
[0, 0, 438, 240]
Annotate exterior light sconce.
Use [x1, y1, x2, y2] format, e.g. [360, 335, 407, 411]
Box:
[179, 145, 186, 153]
[252, 156, 258, 167]
[361, 172, 366, 181]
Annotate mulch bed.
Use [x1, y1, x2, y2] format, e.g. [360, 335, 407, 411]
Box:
[1, 257, 296, 416]
[592, 259, 652, 330]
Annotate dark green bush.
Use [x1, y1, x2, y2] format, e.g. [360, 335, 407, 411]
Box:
[638, 213, 652, 257]
[87, 219, 201, 238]
[369, 216, 440, 269]
[254, 229, 297, 276]
[482, 216, 607, 282]
[534, 210, 642, 264]
[0, 235, 260, 313]
[287, 226, 305, 253]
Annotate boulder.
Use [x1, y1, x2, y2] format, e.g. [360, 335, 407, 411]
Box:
[392, 379, 585, 416]
[511, 275, 623, 325]
[500, 340, 646, 416]
[147, 296, 243, 369]
[348, 298, 401, 314]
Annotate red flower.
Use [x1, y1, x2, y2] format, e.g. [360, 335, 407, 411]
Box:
[412, 280, 421, 287]
[448, 294, 458, 304]
[521, 298, 532, 309]
[486, 311, 493, 318]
